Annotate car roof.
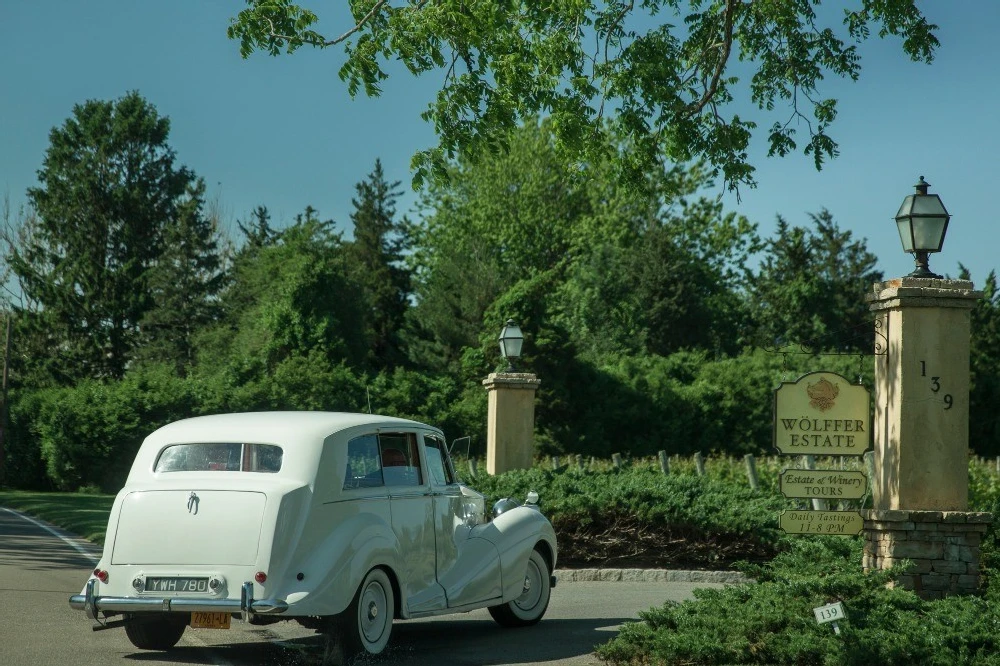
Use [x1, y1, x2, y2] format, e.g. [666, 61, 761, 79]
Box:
[144, 411, 432, 446]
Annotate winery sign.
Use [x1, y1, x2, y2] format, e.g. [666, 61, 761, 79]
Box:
[773, 371, 870, 456]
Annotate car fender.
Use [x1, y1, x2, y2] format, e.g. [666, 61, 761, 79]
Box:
[282, 510, 402, 617]
[471, 507, 557, 603]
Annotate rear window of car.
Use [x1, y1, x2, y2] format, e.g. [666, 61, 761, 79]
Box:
[154, 443, 283, 473]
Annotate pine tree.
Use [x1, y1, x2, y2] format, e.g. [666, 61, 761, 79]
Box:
[7, 91, 196, 382]
[137, 179, 225, 374]
[347, 160, 411, 369]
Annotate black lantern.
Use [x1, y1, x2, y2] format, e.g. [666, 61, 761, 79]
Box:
[894, 176, 950, 279]
[498, 319, 523, 371]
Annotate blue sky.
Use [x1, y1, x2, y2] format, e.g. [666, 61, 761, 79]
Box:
[1, 1, 997, 286]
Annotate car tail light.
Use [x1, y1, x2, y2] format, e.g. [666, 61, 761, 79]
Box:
[93, 568, 109, 583]
[254, 571, 267, 584]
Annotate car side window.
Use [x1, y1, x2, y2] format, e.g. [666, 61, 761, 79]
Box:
[423, 434, 455, 486]
[344, 432, 424, 490]
[379, 432, 423, 487]
[344, 434, 382, 489]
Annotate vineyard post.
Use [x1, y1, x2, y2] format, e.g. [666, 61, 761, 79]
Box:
[744, 454, 759, 491]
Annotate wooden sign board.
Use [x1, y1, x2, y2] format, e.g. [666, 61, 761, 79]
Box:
[779, 469, 867, 500]
[778, 509, 864, 536]
[773, 371, 871, 456]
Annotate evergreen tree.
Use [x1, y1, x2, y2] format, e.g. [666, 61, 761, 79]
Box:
[137, 178, 225, 374]
[236, 205, 278, 254]
[347, 160, 411, 369]
[962, 267, 1000, 454]
[751, 210, 882, 353]
[7, 91, 196, 383]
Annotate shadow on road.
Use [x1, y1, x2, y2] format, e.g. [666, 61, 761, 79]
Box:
[119, 615, 630, 665]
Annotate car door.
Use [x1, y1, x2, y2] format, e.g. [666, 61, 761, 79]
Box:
[422, 433, 502, 608]
[376, 431, 448, 614]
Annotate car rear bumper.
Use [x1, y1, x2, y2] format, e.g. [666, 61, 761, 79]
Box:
[69, 579, 288, 620]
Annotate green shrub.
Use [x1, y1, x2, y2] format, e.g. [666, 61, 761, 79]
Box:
[23, 365, 200, 492]
[467, 466, 785, 567]
[597, 537, 1000, 666]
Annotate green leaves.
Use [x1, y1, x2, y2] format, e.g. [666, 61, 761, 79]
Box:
[228, 0, 940, 191]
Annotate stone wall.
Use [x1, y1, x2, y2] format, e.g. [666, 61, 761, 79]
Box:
[862, 509, 992, 599]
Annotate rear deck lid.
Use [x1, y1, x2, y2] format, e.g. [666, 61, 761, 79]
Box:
[112, 490, 265, 566]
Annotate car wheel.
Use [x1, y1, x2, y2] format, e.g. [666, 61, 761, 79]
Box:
[489, 549, 551, 627]
[339, 567, 394, 657]
[124, 613, 188, 650]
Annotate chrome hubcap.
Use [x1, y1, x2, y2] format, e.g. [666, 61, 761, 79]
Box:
[514, 560, 543, 611]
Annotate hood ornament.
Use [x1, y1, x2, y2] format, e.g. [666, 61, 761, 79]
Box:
[187, 492, 199, 515]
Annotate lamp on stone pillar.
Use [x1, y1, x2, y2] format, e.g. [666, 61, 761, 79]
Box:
[862, 178, 991, 600]
[894, 176, 951, 279]
[498, 319, 524, 371]
[484, 319, 539, 475]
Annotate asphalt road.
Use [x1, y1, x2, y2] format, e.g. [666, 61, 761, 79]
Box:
[0, 507, 722, 666]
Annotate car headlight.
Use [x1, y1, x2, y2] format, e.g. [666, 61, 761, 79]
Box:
[491, 498, 520, 519]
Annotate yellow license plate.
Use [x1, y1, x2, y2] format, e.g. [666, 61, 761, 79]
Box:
[191, 612, 231, 629]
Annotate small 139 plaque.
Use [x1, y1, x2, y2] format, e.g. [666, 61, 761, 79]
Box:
[813, 601, 846, 624]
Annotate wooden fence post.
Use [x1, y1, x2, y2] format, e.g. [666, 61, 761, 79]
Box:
[744, 454, 759, 491]
[576, 454, 584, 470]
[694, 452, 705, 477]
[612, 453, 623, 469]
[658, 450, 670, 475]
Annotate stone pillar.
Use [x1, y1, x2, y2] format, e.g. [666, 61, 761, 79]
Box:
[482, 372, 541, 475]
[864, 277, 989, 598]
[867, 277, 980, 511]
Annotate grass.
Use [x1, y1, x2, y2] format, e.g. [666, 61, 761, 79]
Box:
[0, 490, 114, 544]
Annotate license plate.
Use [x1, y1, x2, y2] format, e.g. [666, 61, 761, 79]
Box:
[145, 576, 209, 593]
[191, 612, 231, 629]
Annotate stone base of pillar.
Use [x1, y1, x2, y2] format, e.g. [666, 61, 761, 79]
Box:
[862, 509, 992, 599]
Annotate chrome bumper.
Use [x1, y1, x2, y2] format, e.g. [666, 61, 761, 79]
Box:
[69, 580, 288, 620]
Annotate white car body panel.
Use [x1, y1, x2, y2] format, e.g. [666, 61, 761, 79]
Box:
[70, 411, 557, 628]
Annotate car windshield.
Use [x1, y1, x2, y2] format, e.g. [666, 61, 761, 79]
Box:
[154, 443, 283, 473]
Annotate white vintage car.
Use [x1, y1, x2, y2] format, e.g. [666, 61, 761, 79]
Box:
[69, 412, 557, 657]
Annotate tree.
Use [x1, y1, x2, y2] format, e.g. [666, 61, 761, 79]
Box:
[136, 178, 226, 374]
[229, 1, 939, 190]
[961, 267, 1000, 455]
[236, 205, 278, 254]
[751, 210, 882, 353]
[404, 121, 592, 372]
[203, 207, 369, 377]
[557, 166, 760, 358]
[347, 159, 411, 369]
[7, 91, 197, 383]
